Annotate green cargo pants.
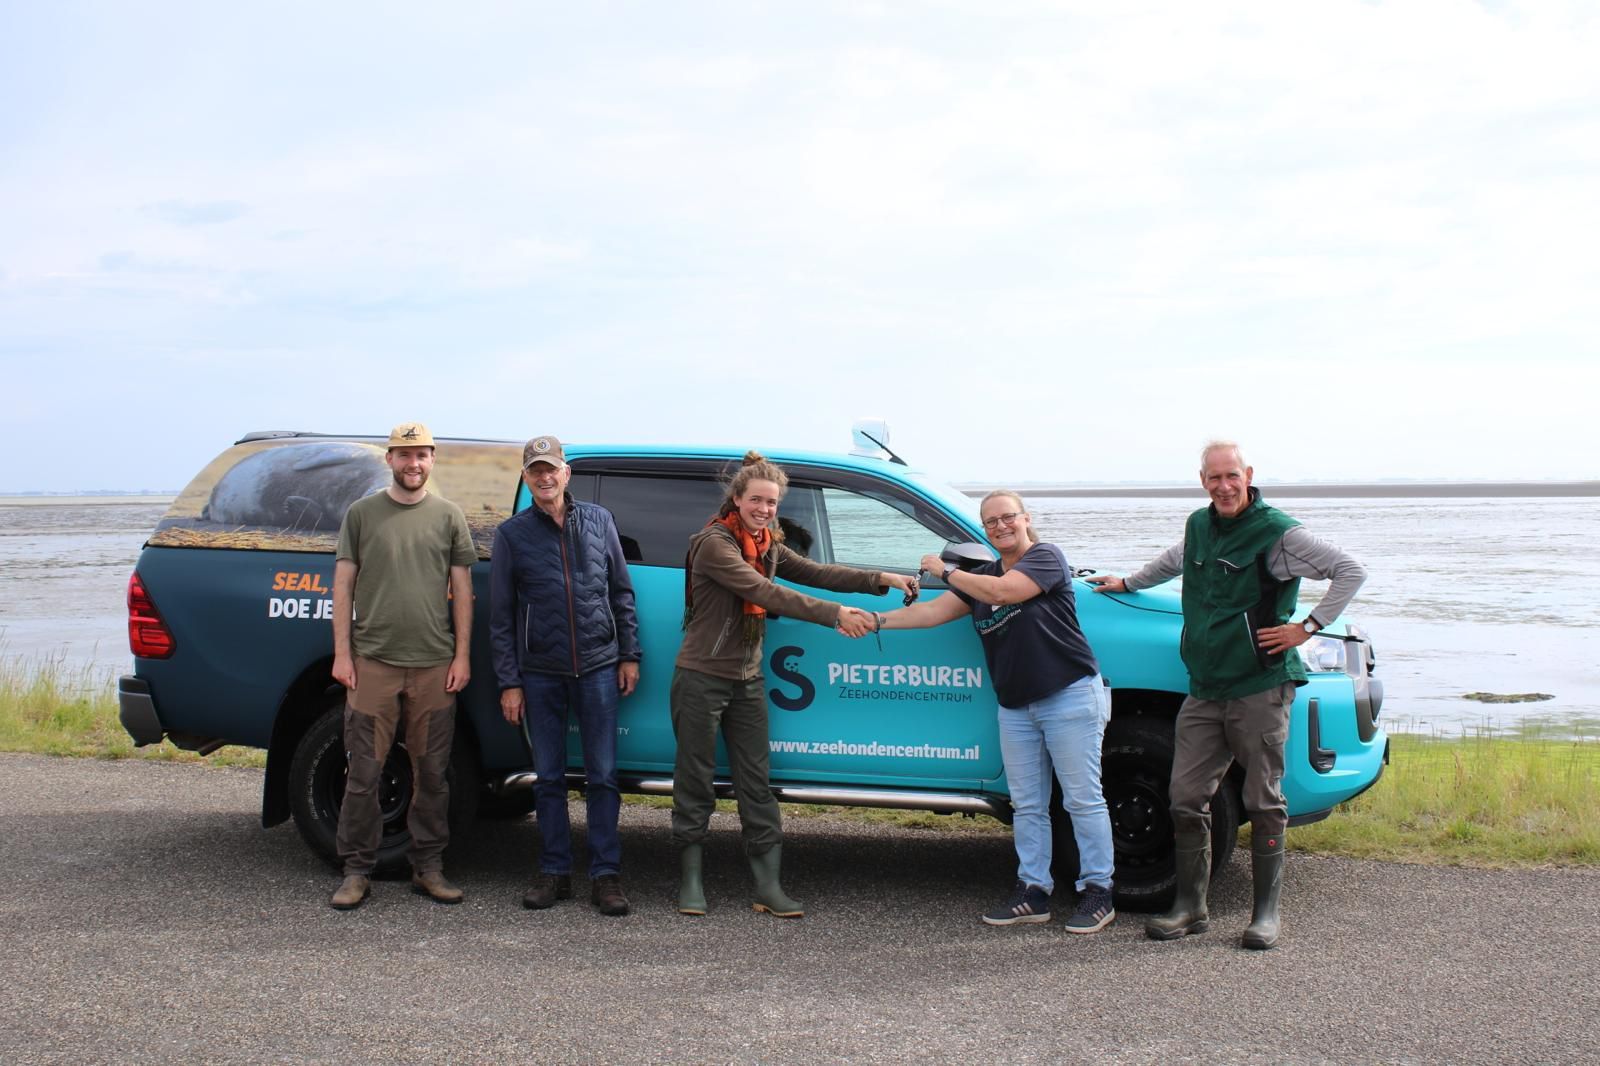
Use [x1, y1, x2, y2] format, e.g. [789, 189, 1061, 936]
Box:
[669, 666, 783, 855]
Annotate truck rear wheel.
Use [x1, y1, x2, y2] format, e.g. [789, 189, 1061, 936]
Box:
[1053, 712, 1240, 912]
[287, 700, 480, 873]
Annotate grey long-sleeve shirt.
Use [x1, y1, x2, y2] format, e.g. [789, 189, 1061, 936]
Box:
[1123, 525, 1367, 628]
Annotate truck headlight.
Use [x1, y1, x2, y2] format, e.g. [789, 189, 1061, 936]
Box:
[1298, 634, 1348, 673]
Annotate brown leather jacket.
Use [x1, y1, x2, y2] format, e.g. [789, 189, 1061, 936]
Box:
[674, 522, 884, 681]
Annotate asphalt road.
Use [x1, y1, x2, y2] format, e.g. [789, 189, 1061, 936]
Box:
[2, 754, 1595, 1065]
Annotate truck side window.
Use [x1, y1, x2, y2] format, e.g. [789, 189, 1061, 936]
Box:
[566, 473, 597, 503]
[774, 484, 824, 559]
[595, 474, 726, 567]
[819, 487, 954, 576]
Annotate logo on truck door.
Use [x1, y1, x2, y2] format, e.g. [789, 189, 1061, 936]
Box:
[769, 646, 816, 712]
[768, 645, 985, 711]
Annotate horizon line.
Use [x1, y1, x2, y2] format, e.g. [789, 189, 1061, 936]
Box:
[957, 480, 1600, 499]
[5, 477, 1600, 502]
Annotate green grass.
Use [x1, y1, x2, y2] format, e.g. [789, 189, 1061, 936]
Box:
[1288, 729, 1600, 867]
[0, 654, 264, 767]
[5, 656, 1596, 867]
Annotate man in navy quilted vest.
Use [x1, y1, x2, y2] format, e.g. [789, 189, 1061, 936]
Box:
[490, 434, 641, 916]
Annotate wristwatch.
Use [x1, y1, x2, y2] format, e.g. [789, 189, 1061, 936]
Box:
[942, 563, 958, 582]
[1300, 618, 1321, 635]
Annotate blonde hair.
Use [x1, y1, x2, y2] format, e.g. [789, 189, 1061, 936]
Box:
[979, 489, 1039, 544]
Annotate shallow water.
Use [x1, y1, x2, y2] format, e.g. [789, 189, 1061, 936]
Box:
[2, 495, 1595, 737]
[1028, 495, 1600, 738]
[0, 501, 165, 679]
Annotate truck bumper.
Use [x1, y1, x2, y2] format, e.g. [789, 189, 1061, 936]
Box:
[118, 675, 164, 746]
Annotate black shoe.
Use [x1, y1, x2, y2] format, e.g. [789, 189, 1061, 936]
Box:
[982, 881, 1051, 926]
[591, 874, 630, 917]
[1064, 884, 1115, 934]
[522, 872, 573, 910]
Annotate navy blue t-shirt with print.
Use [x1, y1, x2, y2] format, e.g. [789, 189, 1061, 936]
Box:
[951, 541, 1099, 709]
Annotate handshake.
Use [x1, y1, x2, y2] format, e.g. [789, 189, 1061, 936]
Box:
[832, 570, 920, 639]
[835, 606, 878, 639]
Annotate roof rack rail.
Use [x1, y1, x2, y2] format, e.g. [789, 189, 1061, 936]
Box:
[236, 430, 326, 442]
[234, 430, 521, 445]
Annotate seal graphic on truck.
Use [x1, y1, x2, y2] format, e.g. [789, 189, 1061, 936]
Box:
[119, 422, 1388, 908]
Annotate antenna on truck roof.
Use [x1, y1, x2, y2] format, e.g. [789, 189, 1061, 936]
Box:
[850, 418, 907, 465]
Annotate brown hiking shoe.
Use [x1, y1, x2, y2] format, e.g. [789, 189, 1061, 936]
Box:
[330, 875, 370, 910]
[411, 869, 464, 904]
[591, 874, 630, 917]
[522, 872, 573, 910]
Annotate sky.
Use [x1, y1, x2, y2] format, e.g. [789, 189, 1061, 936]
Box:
[3, 0, 1598, 492]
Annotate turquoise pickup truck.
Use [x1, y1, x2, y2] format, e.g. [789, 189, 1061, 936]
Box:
[119, 422, 1388, 908]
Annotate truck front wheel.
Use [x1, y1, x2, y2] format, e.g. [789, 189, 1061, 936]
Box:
[1061, 712, 1240, 912]
[286, 700, 480, 873]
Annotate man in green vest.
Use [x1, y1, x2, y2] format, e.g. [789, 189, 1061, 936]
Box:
[1088, 441, 1366, 949]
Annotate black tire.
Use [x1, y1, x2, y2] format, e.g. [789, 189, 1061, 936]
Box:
[478, 789, 537, 820]
[286, 699, 481, 873]
[1054, 711, 1240, 912]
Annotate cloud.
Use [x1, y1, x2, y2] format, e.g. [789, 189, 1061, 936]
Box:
[2, 1, 1599, 490]
[143, 200, 250, 226]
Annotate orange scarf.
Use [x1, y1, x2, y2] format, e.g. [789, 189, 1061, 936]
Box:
[683, 512, 776, 642]
[714, 511, 771, 618]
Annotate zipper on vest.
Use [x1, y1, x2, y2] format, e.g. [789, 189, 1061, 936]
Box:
[561, 525, 579, 676]
[710, 618, 733, 658]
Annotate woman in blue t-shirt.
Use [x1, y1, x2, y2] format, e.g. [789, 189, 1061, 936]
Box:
[878, 490, 1115, 933]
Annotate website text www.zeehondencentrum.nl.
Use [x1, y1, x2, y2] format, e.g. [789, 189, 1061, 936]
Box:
[770, 739, 982, 760]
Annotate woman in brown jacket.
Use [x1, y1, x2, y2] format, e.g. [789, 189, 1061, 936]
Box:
[672, 452, 916, 917]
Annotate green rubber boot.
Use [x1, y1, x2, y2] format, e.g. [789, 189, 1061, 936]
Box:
[677, 844, 707, 916]
[1241, 834, 1285, 950]
[748, 844, 804, 918]
[1145, 833, 1211, 941]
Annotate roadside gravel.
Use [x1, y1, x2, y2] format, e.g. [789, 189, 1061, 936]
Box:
[1, 753, 1594, 1065]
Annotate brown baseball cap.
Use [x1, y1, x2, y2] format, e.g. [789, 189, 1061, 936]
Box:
[522, 435, 566, 469]
[386, 422, 435, 449]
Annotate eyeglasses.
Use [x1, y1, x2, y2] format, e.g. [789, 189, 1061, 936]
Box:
[981, 512, 1024, 530]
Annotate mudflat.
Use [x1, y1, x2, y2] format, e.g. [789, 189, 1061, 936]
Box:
[985, 481, 1600, 498]
[1, 753, 1594, 1064]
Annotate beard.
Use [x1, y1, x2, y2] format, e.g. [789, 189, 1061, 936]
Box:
[392, 467, 429, 491]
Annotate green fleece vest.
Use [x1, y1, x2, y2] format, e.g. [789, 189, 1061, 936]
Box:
[1180, 490, 1307, 700]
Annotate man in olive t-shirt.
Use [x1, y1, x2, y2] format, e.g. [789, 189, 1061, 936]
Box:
[328, 422, 477, 911]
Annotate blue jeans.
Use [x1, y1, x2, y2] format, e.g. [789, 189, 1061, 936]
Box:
[998, 673, 1114, 893]
[522, 667, 621, 877]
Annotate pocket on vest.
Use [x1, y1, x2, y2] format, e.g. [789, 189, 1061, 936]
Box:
[1240, 610, 1283, 669]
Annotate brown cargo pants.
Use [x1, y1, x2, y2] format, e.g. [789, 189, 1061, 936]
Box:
[1168, 682, 1294, 841]
[336, 657, 456, 876]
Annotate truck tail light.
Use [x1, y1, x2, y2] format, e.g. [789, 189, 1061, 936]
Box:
[128, 571, 176, 659]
